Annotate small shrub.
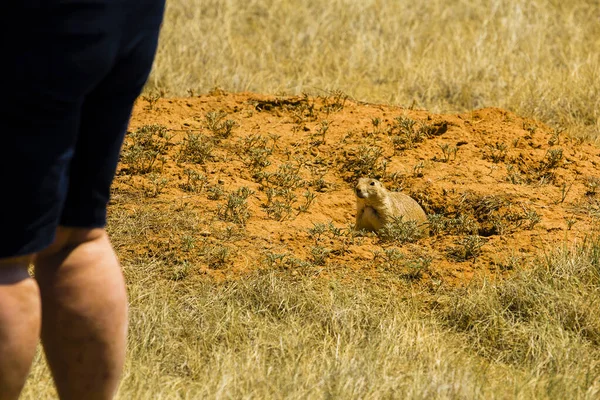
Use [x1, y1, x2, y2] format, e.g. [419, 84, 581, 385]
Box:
[482, 142, 508, 163]
[307, 223, 328, 243]
[389, 116, 440, 151]
[320, 90, 348, 114]
[428, 213, 450, 236]
[413, 161, 425, 177]
[121, 124, 172, 174]
[297, 190, 317, 213]
[309, 245, 331, 266]
[207, 184, 225, 200]
[204, 245, 233, 269]
[218, 187, 254, 226]
[311, 120, 329, 145]
[373, 248, 431, 280]
[542, 148, 563, 170]
[204, 111, 236, 139]
[144, 173, 169, 198]
[379, 216, 423, 243]
[585, 177, 600, 196]
[505, 164, 524, 184]
[263, 163, 304, 190]
[435, 143, 458, 162]
[452, 214, 480, 235]
[523, 208, 541, 230]
[340, 146, 386, 181]
[448, 235, 485, 261]
[235, 134, 275, 175]
[263, 187, 296, 221]
[178, 132, 214, 164]
[180, 169, 207, 193]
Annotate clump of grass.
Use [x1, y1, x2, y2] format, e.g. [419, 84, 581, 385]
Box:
[523, 207, 542, 230]
[426, 191, 527, 237]
[439, 237, 600, 375]
[262, 251, 316, 274]
[505, 148, 565, 186]
[547, 128, 563, 146]
[142, 91, 162, 110]
[297, 190, 317, 213]
[541, 148, 563, 170]
[305, 162, 331, 193]
[260, 162, 304, 190]
[307, 222, 362, 257]
[557, 180, 575, 204]
[262, 187, 296, 221]
[529, 148, 564, 185]
[451, 192, 531, 236]
[168, 261, 191, 281]
[427, 213, 450, 236]
[370, 117, 383, 135]
[428, 212, 483, 236]
[289, 94, 318, 123]
[121, 124, 173, 174]
[412, 161, 425, 177]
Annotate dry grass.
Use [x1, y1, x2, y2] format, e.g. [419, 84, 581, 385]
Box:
[148, 0, 600, 139]
[22, 224, 600, 398]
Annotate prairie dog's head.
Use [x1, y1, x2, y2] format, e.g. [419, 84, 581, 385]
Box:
[355, 178, 386, 201]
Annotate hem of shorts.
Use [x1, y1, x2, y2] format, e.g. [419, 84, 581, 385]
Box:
[0, 232, 56, 259]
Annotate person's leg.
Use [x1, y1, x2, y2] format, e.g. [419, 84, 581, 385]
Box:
[33, 3, 164, 398]
[0, 7, 120, 397]
[34, 227, 127, 400]
[0, 256, 41, 400]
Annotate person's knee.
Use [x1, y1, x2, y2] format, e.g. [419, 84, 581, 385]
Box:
[0, 255, 33, 285]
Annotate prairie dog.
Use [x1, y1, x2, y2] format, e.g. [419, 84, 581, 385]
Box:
[355, 178, 428, 235]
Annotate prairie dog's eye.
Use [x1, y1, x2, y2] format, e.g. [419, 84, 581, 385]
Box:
[370, 181, 375, 186]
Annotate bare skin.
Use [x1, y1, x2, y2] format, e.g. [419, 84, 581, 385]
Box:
[0, 257, 40, 400]
[0, 227, 128, 400]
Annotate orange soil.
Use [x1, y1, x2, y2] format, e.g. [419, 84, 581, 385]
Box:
[115, 92, 600, 286]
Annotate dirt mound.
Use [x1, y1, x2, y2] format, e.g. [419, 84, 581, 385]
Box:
[114, 92, 600, 286]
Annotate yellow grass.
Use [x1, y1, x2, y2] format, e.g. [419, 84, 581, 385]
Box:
[148, 0, 599, 138]
[22, 233, 600, 399]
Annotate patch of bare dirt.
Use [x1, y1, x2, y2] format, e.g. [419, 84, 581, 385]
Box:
[114, 92, 600, 286]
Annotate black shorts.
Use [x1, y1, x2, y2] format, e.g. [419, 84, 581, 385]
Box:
[0, 0, 165, 258]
